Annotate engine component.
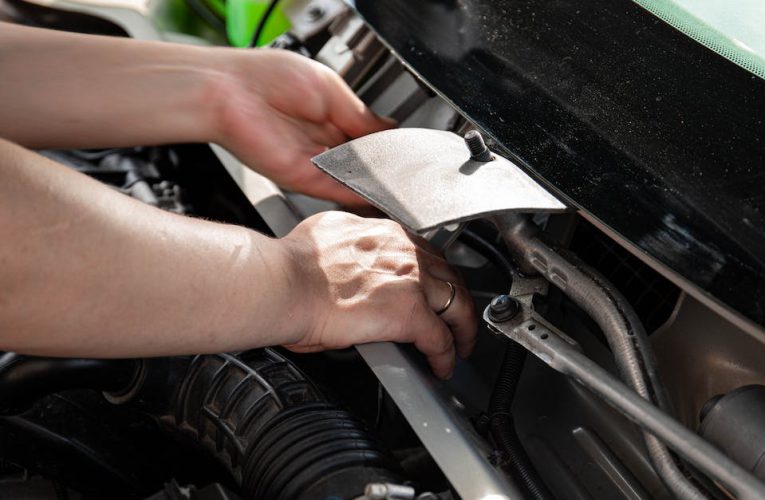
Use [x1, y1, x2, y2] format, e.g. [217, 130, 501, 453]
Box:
[41, 148, 191, 213]
[362, 482, 415, 500]
[483, 306, 765, 498]
[310, 124, 765, 497]
[0, 353, 140, 415]
[315, 9, 387, 88]
[699, 385, 765, 480]
[495, 213, 705, 499]
[146, 480, 244, 500]
[125, 350, 402, 500]
[356, 341, 519, 499]
[488, 339, 552, 500]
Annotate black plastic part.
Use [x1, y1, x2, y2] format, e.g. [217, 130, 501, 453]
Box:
[145, 480, 244, 500]
[164, 350, 400, 499]
[488, 341, 553, 500]
[0, 353, 139, 415]
[0, 389, 227, 499]
[699, 385, 765, 480]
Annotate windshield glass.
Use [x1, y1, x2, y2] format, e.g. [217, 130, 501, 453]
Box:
[633, 0, 765, 79]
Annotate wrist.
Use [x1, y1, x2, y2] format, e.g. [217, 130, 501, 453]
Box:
[176, 47, 241, 146]
[203, 48, 264, 149]
[271, 233, 319, 347]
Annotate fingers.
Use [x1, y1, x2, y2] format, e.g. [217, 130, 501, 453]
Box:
[322, 72, 397, 138]
[415, 249, 464, 285]
[295, 119, 348, 148]
[421, 273, 478, 360]
[406, 301, 457, 379]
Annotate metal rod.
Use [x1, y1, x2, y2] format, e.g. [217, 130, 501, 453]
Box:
[484, 312, 765, 499]
[495, 213, 705, 499]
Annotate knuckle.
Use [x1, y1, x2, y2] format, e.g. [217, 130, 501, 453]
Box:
[433, 334, 455, 356]
[396, 260, 418, 278]
[354, 235, 379, 252]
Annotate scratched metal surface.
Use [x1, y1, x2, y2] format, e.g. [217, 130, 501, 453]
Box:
[352, 0, 765, 330]
[312, 128, 566, 233]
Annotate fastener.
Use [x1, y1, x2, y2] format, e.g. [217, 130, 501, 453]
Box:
[489, 294, 520, 322]
[464, 130, 493, 162]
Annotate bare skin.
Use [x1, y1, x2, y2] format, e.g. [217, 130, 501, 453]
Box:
[0, 24, 477, 378]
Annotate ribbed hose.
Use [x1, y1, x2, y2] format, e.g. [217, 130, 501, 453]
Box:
[165, 349, 400, 499]
[489, 341, 554, 500]
[572, 257, 705, 500]
[498, 214, 706, 500]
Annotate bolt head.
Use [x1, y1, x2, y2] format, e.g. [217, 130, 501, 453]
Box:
[489, 295, 520, 322]
[307, 5, 325, 21]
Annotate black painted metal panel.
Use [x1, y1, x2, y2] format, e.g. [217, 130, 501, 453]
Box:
[353, 0, 765, 328]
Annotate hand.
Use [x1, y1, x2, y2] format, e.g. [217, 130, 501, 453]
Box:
[213, 49, 395, 206]
[281, 212, 477, 379]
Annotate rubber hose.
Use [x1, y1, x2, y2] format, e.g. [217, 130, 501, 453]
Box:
[0, 353, 139, 415]
[160, 349, 401, 499]
[488, 340, 554, 500]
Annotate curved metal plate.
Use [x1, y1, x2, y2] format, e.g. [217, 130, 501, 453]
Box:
[312, 128, 566, 233]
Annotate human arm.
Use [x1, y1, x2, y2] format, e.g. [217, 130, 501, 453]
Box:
[0, 139, 475, 378]
[0, 22, 392, 204]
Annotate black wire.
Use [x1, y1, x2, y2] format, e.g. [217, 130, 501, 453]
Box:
[250, 0, 280, 48]
[458, 229, 517, 280]
[489, 342, 554, 500]
[458, 228, 553, 498]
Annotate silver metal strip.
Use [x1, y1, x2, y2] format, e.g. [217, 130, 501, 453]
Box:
[356, 342, 519, 500]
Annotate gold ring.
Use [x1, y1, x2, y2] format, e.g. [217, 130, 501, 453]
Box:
[436, 281, 456, 315]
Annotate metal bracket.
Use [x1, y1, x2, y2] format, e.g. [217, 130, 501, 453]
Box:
[482, 306, 765, 499]
[312, 128, 567, 234]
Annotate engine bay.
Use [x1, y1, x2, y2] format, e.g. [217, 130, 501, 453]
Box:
[2, 2, 765, 499]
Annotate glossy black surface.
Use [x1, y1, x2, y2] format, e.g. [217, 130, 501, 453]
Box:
[354, 0, 765, 328]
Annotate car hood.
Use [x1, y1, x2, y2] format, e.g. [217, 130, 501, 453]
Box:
[351, 0, 765, 332]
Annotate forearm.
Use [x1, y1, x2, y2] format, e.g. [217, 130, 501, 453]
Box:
[0, 138, 302, 357]
[0, 23, 231, 150]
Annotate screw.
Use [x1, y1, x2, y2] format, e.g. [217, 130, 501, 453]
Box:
[489, 294, 520, 322]
[464, 130, 493, 162]
[307, 5, 325, 22]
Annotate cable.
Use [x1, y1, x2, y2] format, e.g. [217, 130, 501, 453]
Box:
[489, 341, 554, 500]
[458, 229, 516, 279]
[458, 229, 552, 498]
[250, 0, 280, 48]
